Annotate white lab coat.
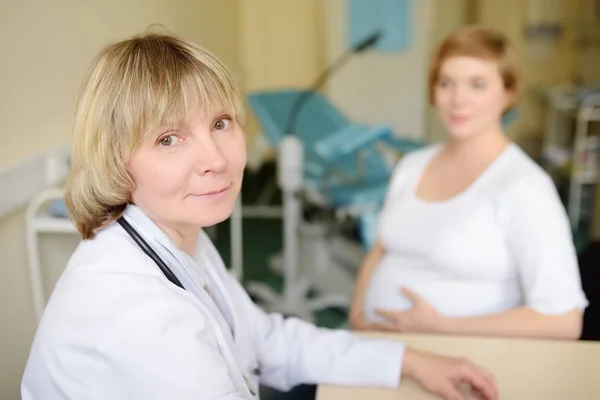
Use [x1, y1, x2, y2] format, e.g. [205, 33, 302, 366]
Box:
[22, 205, 405, 399]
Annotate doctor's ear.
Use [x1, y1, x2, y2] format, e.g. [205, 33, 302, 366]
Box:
[122, 167, 137, 200]
[126, 190, 136, 204]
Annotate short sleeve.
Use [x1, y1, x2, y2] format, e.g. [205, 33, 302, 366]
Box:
[500, 173, 588, 315]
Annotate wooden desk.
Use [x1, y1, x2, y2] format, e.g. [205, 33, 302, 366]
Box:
[317, 332, 600, 400]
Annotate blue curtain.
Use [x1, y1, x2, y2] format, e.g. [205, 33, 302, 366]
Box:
[347, 0, 412, 53]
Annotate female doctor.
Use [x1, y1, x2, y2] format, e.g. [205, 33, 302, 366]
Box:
[21, 32, 497, 400]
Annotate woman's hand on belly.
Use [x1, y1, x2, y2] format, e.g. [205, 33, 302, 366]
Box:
[349, 301, 397, 332]
[374, 287, 446, 333]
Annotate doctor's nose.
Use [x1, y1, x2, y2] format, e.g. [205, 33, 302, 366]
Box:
[193, 137, 227, 175]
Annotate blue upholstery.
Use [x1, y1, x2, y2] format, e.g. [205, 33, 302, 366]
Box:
[248, 89, 424, 248]
[248, 89, 423, 209]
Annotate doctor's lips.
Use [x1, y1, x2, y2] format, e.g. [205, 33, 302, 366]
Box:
[188, 185, 231, 198]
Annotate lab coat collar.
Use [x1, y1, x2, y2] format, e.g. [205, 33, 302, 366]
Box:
[122, 204, 186, 257]
[121, 205, 207, 282]
[121, 205, 238, 337]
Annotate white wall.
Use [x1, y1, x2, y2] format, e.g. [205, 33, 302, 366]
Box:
[321, 0, 434, 140]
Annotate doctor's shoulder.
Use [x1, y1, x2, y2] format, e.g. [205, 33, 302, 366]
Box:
[67, 221, 162, 276]
[24, 224, 224, 399]
[41, 222, 210, 335]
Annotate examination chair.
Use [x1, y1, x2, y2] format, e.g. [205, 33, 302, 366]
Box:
[245, 89, 423, 322]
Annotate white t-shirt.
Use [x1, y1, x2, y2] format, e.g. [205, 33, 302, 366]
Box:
[363, 143, 589, 322]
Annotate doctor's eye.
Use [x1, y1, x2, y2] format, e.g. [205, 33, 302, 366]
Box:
[158, 133, 178, 147]
[214, 116, 232, 131]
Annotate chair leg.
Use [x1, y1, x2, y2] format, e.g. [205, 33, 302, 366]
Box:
[246, 135, 353, 323]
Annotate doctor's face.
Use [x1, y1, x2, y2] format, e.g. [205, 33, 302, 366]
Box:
[434, 56, 512, 141]
[127, 109, 246, 232]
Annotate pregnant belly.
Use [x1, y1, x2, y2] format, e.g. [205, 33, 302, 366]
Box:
[363, 256, 521, 323]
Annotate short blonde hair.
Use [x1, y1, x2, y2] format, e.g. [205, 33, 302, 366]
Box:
[64, 32, 244, 239]
[428, 25, 521, 111]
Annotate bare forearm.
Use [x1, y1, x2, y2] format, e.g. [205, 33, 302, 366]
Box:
[440, 307, 582, 339]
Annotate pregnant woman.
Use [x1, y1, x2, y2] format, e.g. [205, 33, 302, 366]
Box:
[349, 26, 588, 340]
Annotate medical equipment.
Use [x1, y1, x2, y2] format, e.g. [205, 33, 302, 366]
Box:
[25, 188, 78, 323]
[245, 89, 423, 322]
[117, 217, 185, 290]
[286, 32, 381, 136]
[569, 93, 600, 232]
[542, 85, 600, 244]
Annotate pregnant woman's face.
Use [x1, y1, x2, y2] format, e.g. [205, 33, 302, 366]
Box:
[434, 56, 512, 141]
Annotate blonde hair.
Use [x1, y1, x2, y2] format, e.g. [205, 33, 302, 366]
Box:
[428, 25, 521, 111]
[64, 32, 244, 239]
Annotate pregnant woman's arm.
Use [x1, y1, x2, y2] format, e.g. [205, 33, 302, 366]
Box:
[349, 242, 395, 331]
[374, 289, 582, 339]
[439, 307, 582, 339]
[443, 174, 587, 340]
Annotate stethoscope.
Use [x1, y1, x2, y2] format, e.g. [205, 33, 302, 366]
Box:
[117, 217, 186, 291]
[117, 216, 260, 386]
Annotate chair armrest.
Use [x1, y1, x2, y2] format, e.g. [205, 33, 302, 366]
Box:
[379, 135, 424, 153]
[314, 124, 395, 163]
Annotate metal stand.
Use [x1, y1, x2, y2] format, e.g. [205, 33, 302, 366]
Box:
[25, 187, 75, 323]
[245, 135, 349, 322]
[569, 94, 600, 230]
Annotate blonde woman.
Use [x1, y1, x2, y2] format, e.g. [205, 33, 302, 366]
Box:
[22, 33, 497, 400]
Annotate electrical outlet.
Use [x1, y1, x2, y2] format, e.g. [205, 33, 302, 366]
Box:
[45, 145, 71, 186]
